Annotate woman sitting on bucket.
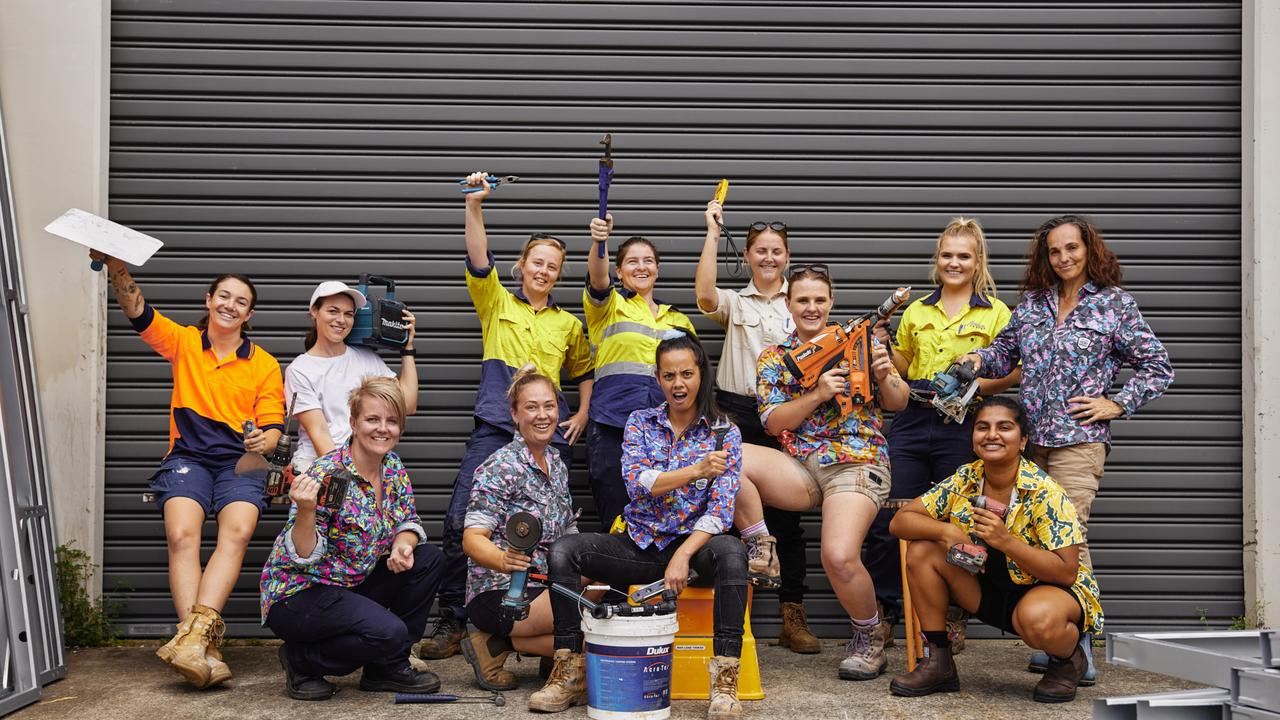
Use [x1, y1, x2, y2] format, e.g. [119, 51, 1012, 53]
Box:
[530, 332, 750, 720]
[889, 396, 1102, 703]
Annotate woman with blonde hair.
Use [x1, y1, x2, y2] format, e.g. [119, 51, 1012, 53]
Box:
[420, 172, 597, 660]
[865, 217, 1020, 649]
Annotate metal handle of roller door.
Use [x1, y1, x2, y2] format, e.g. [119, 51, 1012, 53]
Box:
[458, 175, 520, 193]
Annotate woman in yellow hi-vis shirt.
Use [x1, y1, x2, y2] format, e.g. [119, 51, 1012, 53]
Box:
[419, 171, 596, 662]
[584, 213, 695, 530]
[866, 217, 1020, 650]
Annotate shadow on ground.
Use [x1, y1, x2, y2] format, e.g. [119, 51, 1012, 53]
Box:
[15, 639, 1201, 720]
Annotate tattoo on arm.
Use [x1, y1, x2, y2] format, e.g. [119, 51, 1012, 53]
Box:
[110, 267, 145, 317]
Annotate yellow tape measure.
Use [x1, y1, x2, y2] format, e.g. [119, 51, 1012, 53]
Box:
[713, 179, 729, 206]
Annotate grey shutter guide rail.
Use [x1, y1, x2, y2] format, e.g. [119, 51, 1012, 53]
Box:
[107, 1, 1243, 638]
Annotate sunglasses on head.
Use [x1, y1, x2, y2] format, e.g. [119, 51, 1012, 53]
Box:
[748, 221, 788, 235]
[528, 233, 567, 249]
[788, 263, 829, 280]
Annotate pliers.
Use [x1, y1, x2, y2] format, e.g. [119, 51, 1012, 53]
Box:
[459, 175, 520, 193]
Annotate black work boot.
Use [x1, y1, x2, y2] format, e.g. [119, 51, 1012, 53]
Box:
[889, 641, 960, 697]
[1033, 642, 1088, 703]
[359, 664, 442, 694]
[277, 645, 337, 701]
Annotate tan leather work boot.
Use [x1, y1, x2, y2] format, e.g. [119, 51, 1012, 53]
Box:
[461, 630, 516, 691]
[414, 607, 466, 660]
[743, 534, 780, 589]
[528, 649, 586, 713]
[202, 613, 233, 688]
[707, 656, 743, 720]
[875, 601, 895, 649]
[158, 604, 222, 688]
[777, 602, 821, 654]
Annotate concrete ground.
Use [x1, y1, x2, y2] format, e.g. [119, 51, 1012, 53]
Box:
[15, 640, 1200, 720]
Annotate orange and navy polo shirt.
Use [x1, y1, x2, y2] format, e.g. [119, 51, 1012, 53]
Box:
[132, 304, 286, 468]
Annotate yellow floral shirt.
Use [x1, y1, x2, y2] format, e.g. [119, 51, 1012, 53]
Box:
[919, 457, 1104, 636]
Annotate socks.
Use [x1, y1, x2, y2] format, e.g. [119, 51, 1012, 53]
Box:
[851, 613, 879, 629]
[923, 630, 951, 649]
[741, 520, 769, 538]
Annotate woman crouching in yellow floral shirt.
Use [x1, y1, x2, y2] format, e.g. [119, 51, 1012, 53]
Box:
[889, 396, 1101, 704]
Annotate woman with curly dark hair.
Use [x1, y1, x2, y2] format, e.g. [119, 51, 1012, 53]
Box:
[961, 214, 1172, 680]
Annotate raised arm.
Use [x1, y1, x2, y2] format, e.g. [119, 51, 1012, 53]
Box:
[463, 170, 493, 271]
[587, 214, 614, 292]
[92, 253, 146, 319]
[694, 201, 723, 314]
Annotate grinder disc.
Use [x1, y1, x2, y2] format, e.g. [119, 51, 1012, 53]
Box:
[504, 511, 543, 552]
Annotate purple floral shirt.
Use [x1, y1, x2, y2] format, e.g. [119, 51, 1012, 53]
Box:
[464, 435, 578, 603]
[621, 405, 742, 550]
[977, 282, 1173, 448]
[259, 443, 426, 623]
[755, 332, 891, 468]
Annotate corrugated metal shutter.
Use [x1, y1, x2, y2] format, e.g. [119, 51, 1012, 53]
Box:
[106, 1, 1243, 637]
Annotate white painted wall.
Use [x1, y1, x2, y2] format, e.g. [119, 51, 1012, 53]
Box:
[1242, 0, 1279, 628]
[0, 0, 109, 590]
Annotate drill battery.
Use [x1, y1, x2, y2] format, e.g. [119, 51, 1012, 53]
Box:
[947, 542, 989, 574]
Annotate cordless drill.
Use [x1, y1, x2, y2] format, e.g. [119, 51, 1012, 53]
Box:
[946, 496, 1011, 574]
[499, 512, 544, 622]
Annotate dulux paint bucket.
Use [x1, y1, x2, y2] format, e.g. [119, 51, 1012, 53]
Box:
[581, 611, 679, 719]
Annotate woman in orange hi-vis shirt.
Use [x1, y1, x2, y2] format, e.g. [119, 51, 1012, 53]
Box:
[92, 251, 285, 690]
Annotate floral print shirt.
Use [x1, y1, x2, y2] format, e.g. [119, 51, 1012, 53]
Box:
[920, 458, 1104, 636]
[259, 443, 426, 623]
[464, 435, 578, 603]
[976, 282, 1173, 448]
[756, 332, 891, 468]
[621, 405, 742, 550]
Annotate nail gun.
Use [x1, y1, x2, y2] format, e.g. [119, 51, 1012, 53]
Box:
[782, 287, 911, 415]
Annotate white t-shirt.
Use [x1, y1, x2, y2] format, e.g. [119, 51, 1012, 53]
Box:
[284, 345, 396, 463]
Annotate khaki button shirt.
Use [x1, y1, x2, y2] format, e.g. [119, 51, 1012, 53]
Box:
[703, 280, 793, 397]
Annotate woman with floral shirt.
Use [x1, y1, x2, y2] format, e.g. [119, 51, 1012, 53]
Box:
[889, 397, 1102, 704]
[961, 214, 1172, 676]
[260, 377, 444, 701]
[459, 368, 583, 692]
[529, 332, 751, 720]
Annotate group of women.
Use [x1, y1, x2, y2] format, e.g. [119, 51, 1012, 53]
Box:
[94, 169, 1173, 714]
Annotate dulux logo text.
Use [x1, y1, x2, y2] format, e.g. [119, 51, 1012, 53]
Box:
[646, 645, 671, 655]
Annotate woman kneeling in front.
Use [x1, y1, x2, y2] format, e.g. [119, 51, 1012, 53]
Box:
[260, 377, 445, 700]
[889, 396, 1102, 703]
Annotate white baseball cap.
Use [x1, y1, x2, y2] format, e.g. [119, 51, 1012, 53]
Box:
[309, 281, 367, 310]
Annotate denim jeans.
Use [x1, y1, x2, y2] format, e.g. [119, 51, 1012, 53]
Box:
[547, 532, 748, 657]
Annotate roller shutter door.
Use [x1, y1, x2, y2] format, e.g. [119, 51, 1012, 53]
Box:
[106, 1, 1242, 637]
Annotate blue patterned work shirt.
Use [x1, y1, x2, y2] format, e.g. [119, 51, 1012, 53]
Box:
[976, 283, 1173, 448]
[464, 435, 578, 603]
[621, 405, 742, 550]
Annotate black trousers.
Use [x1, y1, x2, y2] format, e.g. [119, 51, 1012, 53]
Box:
[548, 532, 748, 658]
[716, 389, 809, 604]
[585, 420, 631, 532]
[266, 544, 444, 677]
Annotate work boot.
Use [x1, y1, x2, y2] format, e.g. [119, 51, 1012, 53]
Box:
[889, 641, 960, 697]
[837, 622, 886, 680]
[945, 605, 968, 654]
[528, 649, 586, 712]
[277, 645, 336, 701]
[157, 604, 222, 688]
[776, 602, 821, 654]
[359, 664, 441, 693]
[1033, 641, 1089, 703]
[1029, 634, 1097, 686]
[875, 601, 895, 649]
[707, 656, 743, 720]
[743, 534, 780, 589]
[202, 615, 233, 688]
[414, 607, 466, 660]
[461, 630, 517, 691]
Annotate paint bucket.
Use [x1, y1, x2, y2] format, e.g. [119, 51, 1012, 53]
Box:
[582, 611, 679, 719]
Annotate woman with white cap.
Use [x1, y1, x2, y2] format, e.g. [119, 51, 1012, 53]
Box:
[285, 281, 419, 472]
